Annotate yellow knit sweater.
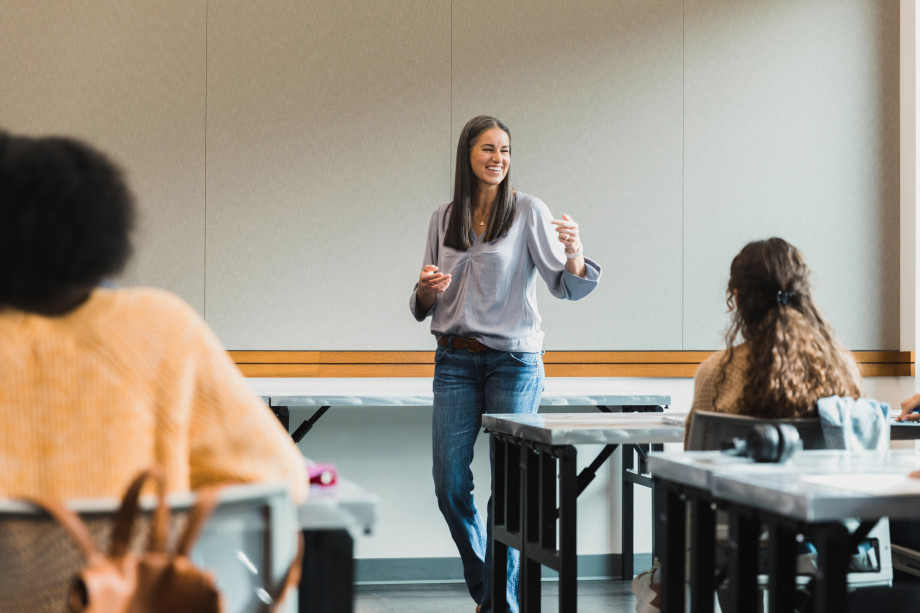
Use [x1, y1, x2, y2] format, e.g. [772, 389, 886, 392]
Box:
[0, 287, 306, 502]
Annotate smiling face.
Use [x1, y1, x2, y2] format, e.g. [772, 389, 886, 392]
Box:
[469, 127, 510, 191]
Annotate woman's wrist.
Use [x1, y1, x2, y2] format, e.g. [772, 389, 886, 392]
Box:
[417, 287, 436, 309]
[565, 243, 583, 259]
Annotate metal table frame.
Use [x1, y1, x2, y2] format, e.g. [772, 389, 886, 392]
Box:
[485, 413, 685, 613]
[649, 450, 919, 613]
[248, 377, 671, 442]
[653, 475, 874, 613]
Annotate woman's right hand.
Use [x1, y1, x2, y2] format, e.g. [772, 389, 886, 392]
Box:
[417, 265, 451, 308]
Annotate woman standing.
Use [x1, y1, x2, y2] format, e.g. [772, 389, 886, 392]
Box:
[410, 116, 601, 613]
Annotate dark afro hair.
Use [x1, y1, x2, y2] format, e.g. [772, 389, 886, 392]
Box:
[0, 130, 135, 308]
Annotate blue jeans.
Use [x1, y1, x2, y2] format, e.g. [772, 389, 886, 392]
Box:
[432, 343, 544, 613]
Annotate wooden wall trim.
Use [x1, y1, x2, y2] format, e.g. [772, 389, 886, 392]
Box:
[230, 350, 915, 378]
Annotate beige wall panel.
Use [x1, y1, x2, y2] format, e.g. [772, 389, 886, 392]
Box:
[206, 1, 451, 349]
[683, 0, 899, 350]
[452, 0, 685, 350]
[0, 1, 207, 312]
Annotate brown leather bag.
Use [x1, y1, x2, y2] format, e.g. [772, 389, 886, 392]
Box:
[28, 469, 302, 613]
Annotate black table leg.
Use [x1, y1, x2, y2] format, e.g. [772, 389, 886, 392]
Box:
[689, 496, 716, 612]
[520, 442, 541, 613]
[648, 443, 662, 559]
[300, 528, 354, 613]
[291, 406, 331, 443]
[558, 445, 578, 613]
[812, 523, 851, 613]
[491, 435, 515, 613]
[726, 507, 759, 612]
[657, 481, 686, 613]
[271, 405, 290, 432]
[766, 518, 797, 613]
[622, 444, 635, 580]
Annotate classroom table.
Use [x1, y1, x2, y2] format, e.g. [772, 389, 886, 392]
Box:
[246, 377, 670, 441]
[648, 449, 919, 613]
[299, 478, 379, 613]
[483, 412, 686, 613]
[248, 377, 673, 581]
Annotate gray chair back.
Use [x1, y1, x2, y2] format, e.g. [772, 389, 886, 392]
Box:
[0, 481, 297, 613]
[686, 410, 832, 451]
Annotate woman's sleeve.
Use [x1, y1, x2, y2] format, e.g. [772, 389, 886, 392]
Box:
[182, 313, 308, 503]
[524, 197, 601, 300]
[409, 208, 441, 321]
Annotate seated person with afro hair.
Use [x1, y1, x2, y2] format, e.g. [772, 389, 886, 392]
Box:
[0, 130, 305, 502]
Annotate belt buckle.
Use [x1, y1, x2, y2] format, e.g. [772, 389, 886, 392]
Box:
[462, 337, 475, 353]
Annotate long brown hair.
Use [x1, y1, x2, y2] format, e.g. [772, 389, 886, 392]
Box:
[443, 116, 515, 250]
[715, 238, 861, 417]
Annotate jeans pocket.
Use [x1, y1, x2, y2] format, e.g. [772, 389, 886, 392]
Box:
[507, 351, 540, 367]
[434, 345, 450, 364]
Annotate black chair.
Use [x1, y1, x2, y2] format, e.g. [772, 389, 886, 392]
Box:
[686, 410, 829, 452]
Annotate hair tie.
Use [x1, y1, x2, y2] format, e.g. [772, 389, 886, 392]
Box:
[776, 290, 793, 306]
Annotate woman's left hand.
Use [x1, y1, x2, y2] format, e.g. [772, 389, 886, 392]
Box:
[898, 393, 920, 421]
[551, 214, 582, 255]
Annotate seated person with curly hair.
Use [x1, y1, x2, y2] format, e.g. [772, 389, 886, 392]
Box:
[632, 237, 863, 613]
[687, 237, 862, 436]
[0, 130, 305, 502]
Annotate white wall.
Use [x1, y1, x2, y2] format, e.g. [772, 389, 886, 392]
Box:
[0, 0, 900, 351]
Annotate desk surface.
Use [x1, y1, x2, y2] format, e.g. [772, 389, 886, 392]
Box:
[247, 377, 671, 408]
[483, 412, 686, 445]
[650, 449, 920, 522]
[299, 478, 379, 534]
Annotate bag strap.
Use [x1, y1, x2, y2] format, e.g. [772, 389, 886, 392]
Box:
[26, 496, 102, 562]
[108, 468, 170, 556]
[174, 485, 223, 556]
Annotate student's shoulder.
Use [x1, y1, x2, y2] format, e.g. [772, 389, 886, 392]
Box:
[698, 344, 751, 384]
[98, 286, 202, 323]
[695, 348, 730, 380]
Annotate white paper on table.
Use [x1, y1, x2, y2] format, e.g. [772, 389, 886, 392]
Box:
[799, 473, 920, 495]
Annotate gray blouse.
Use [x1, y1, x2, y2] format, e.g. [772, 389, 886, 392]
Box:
[409, 192, 601, 353]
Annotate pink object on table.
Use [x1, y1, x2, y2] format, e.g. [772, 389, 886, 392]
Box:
[306, 462, 338, 486]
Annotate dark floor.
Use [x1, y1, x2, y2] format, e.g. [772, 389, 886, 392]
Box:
[355, 579, 637, 612]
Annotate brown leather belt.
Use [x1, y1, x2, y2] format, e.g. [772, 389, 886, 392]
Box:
[438, 336, 491, 353]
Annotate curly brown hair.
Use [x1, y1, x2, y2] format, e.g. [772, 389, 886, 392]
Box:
[715, 238, 861, 418]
